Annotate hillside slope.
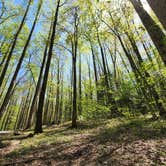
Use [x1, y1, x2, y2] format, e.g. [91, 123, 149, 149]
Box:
[0, 117, 166, 166]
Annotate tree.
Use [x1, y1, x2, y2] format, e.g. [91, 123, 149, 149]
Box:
[25, 21, 52, 129]
[130, 0, 166, 66]
[0, 0, 42, 119]
[147, 0, 166, 30]
[71, 7, 79, 128]
[0, 0, 32, 88]
[34, 0, 61, 134]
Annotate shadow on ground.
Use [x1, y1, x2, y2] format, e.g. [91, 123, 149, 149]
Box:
[0, 117, 166, 166]
[93, 118, 166, 144]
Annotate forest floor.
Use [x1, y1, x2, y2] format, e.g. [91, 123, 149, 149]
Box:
[0, 116, 166, 166]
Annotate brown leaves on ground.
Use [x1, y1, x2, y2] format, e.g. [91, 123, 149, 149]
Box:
[0, 118, 166, 166]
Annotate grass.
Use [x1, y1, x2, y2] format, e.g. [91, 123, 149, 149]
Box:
[95, 116, 166, 143]
[0, 116, 166, 165]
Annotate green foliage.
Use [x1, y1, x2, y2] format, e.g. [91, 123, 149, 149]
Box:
[81, 99, 110, 120]
[0, 0, 166, 131]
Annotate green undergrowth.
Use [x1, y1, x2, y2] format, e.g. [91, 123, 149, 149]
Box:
[2, 116, 166, 160]
[96, 116, 166, 144]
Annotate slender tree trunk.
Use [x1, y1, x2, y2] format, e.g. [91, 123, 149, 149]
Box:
[90, 41, 100, 101]
[72, 55, 77, 128]
[16, 98, 25, 130]
[97, 30, 109, 88]
[78, 53, 82, 115]
[71, 8, 79, 128]
[87, 57, 93, 99]
[58, 70, 63, 124]
[119, 34, 166, 118]
[0, 0, 32, 88]
[26, 20, 52, 129]
[126, 32, 166, 118]
[34, 0, 61, 134]
[54, 59, 60, 124]
[126, 33, 143, 65]
[0, 41, 12, 68]
[0, 0, 42, 119]
[14, 98, 23, 132]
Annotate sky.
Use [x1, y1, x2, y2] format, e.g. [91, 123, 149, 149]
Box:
[141, 0, 151, 13]
[2, 0, 154, 82]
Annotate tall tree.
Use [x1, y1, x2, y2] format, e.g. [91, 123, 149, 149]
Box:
[0, 0, 42, 119]
[26, 22, 52, 129]
[130, 0, 166, 65]
[0, 0, 32, 88]
[34, 0, 61, 134]
[71, 7, 79, 128]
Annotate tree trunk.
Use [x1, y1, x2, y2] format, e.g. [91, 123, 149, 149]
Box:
[78, 53, 82, 115]
[34, 0, 61, 134]
[54, 59, 60, 124]
[119, 34, 166, 118]
[130, 0, 166, 65]
[90, 41, 100, 101]
[147, 0, 166, 30]
[0, 0, 32, 88]
[26, 20, 52, 129]
[72, 56, 77, 128]
[71, 8, 79, 128]
[0, 0, 42, 119]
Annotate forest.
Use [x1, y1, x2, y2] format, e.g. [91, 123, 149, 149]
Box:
[0, 0, 166, 165]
